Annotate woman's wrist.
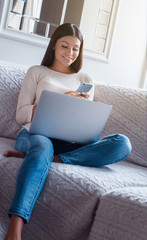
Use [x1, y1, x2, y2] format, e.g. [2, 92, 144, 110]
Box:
[31, 105, 37, 120]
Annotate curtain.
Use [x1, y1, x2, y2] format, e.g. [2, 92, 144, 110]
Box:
[143, 71, 147, 89]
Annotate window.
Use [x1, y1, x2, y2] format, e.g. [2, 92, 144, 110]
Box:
[0, 0, 120, 62]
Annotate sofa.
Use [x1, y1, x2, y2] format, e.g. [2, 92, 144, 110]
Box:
[0, 61, 147, 240]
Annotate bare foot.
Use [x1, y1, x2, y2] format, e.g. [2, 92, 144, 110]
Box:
[3, 150, 25, 158]
[4, 215, 24, 240]
[3, 150, 62, 163]
[53, 155, 63, 163]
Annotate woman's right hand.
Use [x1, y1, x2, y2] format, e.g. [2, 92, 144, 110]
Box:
[31, 105, 37, 120]
[65, 91, 90, 99]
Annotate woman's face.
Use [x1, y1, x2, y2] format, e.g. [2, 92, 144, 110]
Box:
[53, 36, 81, 72]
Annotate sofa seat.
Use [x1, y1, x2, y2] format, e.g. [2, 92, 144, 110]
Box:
[89, 187, 147, 240]
[0, 62, 147, 240]
[0, 137, 147, 240]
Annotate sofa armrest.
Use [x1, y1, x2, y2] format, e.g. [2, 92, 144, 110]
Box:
[94, 83, 147, 167]
[0, 62, 28, 139]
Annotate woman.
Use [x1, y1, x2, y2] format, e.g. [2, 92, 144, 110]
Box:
[4, 23, 132, 240]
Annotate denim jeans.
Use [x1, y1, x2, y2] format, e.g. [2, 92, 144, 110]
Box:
[8, 129, 132, 223]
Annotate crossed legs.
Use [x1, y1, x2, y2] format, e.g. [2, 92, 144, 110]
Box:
[3, 131, 132, 240]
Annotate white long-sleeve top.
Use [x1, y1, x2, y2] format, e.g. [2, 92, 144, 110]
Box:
[16, 65, 94, 125]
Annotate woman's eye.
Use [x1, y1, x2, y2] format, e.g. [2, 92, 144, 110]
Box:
[73, 48, 79, 52]
[62, 45, 68, 49]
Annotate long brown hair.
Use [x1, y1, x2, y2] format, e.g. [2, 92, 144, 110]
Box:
[41, 23, 83, 73]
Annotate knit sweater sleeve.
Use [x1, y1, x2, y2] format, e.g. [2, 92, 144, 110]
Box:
[16, 66, 38, 125]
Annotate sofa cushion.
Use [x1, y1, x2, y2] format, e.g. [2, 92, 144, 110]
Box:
[0, 134, 147, 240]
[94, 83, 147, 167]
[0, 62, 28, 139]
[89, 187, 147, 240]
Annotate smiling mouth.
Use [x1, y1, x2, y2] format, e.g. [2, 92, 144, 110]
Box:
[63, 56, 73, 61]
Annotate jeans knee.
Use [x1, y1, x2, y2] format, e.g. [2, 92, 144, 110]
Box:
[29, 135, 54, 164]
[115, 134, 132, 158]
[30, 135, 52, 148]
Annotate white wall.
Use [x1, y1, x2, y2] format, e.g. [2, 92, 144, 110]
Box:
[0, 36, 45, 65]
[0, 0, 146, 88]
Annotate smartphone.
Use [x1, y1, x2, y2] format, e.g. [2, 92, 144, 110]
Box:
[77, 82, 93, 93]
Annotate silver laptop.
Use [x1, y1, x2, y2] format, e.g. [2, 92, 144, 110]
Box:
[27, 90, 112, 144]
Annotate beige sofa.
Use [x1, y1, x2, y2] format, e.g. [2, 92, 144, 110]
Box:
[0, 62, 147, 240]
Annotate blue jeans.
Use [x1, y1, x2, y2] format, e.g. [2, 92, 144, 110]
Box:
[8, 129, 132, 223]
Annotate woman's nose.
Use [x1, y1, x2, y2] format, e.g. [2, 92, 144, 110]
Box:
[67, 48, 73, 55]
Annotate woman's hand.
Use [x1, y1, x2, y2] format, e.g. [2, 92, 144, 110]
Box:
[31, 105, 37, 120]
[65, 91, 90, 99]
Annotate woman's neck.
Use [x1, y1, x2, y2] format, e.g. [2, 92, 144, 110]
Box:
[49, 63, 75, 74]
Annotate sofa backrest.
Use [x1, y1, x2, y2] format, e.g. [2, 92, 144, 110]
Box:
[0, 62, 146, 168]
[94, 83, 147, 168]
[0, 62, 28, 139]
